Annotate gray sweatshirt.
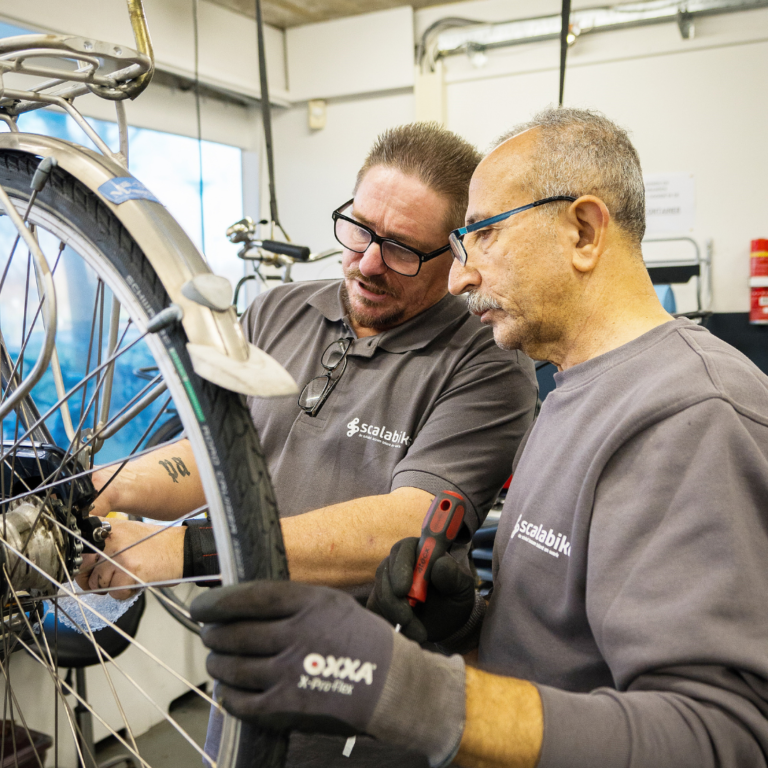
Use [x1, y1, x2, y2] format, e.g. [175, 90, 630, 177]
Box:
[480, 319, 768, 767]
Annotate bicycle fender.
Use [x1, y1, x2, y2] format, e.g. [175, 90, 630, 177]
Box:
[0, 134, 297, 398]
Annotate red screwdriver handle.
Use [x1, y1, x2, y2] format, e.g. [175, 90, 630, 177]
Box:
[408, 490, 466, 607]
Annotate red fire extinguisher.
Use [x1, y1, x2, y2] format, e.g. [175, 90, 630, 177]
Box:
[750, 239, 768, 325]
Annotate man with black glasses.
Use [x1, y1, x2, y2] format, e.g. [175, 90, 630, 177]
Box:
[193, 108, 768, 768]
[87, 123, 536, 600]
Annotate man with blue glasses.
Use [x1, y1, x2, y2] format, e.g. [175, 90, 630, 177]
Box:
[194, 108, 768, 768]
[88, 123, 538, 766]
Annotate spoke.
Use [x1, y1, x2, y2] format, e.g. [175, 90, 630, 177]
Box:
[54, 547, 141, 761]
[3, 575, 79, 768]
[0, 243, 64, 409]
[75, 278, 102, 454]
[12, 632, 149, 768]
[0, 190, 39, 297]
[48, 598, 217, 767]
[3, 561, 218, 767]
[0, 434, 186, 511]
[94, 295, 123, 452]
[86, 392, 174, 507]
[93, 279, 106, 452]
[77, 503, 209, 577]
[42, 575, 220, 599]
[0, 530, 220, 709]
[37, 507, 213, 615]
[0, 320, 144, 465]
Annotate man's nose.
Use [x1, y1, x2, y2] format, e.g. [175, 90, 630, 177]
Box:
[448, 258, 479, 296]
[358, 241, 388, 277]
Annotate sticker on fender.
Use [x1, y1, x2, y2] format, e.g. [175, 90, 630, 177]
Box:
[98, 177, 160, 204]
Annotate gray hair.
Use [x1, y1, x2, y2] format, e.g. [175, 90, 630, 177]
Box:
[495, 107, 646, 245]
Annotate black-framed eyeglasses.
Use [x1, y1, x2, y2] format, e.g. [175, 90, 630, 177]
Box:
[298, 337, 353, 417]
[448, 196, 577, 266]
[332, 199, 450, 277]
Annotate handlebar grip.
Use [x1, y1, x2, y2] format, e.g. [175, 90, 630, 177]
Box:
[259, 240, 311, 261]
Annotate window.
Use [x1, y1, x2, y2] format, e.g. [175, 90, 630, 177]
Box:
[1, 24, 245, 461]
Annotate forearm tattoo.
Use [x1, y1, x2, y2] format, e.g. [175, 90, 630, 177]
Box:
[159, 457, 191, 484]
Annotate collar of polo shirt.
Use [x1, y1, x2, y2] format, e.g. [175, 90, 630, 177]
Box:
[306, 282, 467, 354]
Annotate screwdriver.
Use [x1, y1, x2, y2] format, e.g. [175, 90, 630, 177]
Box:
[343, 490, 466, 759]
[408, 490, 466, 607]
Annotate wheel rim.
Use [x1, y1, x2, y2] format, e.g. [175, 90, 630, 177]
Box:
[0, 170, 246, 768]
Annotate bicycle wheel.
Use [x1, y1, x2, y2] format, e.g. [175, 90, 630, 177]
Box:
[0, 148, 288, 768]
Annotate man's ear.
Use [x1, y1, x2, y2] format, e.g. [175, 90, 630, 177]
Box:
[564, 196, 610, 274]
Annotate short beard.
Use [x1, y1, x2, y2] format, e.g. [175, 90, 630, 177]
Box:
[341, 273, 406, 331]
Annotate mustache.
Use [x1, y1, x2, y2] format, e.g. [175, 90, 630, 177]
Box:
[345, 269, 398, 298]
[465, 290, 502, 315]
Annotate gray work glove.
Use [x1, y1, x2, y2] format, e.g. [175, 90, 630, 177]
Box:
[367, 537, 476, 644]
[191, 580, 466, 767]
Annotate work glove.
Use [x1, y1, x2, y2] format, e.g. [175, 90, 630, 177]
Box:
[367, 537, 477, 645]
[191, 580, 466, 767]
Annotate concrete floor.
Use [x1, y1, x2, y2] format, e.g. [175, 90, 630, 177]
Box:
[95, 689, 210, 768]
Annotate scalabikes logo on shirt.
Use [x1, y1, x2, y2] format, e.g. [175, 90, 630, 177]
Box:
[510, 514, 571, 558]
[346, 417, 411, 448]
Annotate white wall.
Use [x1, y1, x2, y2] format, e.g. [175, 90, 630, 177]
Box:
[269, 89, 415, 282]
[272, 3, 768, 312]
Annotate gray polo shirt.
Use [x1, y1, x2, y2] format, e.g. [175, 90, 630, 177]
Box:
[480, 319, 768, 767]
[242, 279, 537, 533]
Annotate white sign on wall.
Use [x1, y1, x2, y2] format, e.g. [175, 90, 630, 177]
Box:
[644, 173, 695, 234]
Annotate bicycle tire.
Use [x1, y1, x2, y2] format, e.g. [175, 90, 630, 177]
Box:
[0, 148, 288, 768]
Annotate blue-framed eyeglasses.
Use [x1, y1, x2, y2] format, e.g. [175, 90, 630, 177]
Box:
[448, 196, 576, 266]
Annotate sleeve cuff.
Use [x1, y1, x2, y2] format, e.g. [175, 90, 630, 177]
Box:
[391, 470, 480, 534]
[436, 591, 486, 656]
[536, 685, 630, 768]
[368, 631, 466, 767]
[182, 519, 221, 586]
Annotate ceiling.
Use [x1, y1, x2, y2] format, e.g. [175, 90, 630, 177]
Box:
[210, 0, 456, 29]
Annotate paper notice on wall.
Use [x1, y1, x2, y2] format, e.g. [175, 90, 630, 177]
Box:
[644, 173, 695, 234]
